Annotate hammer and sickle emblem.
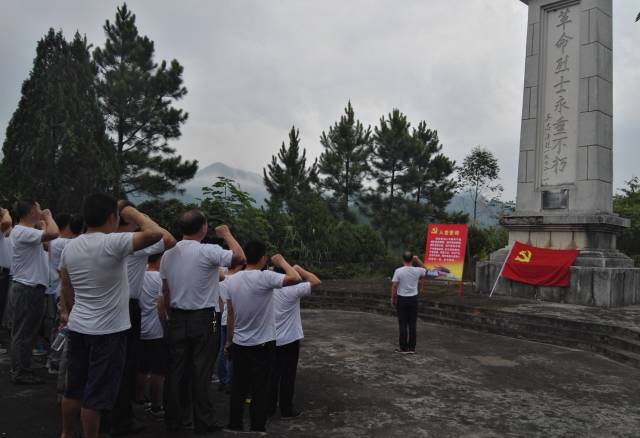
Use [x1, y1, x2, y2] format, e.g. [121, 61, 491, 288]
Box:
[514, 250, 532, 263]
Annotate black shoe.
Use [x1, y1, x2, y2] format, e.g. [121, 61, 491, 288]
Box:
[110, 420, 146, 436]
[281, 410, 302, 419]
[195, 423, 224, 434]
[12, 374, 44, 385]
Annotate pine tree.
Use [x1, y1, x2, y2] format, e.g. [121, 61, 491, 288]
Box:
[93, 3, 197, 197]
[363, 109, 413, 248]
[0, 29, 116, 213]
[263, 126, 318, 213]
[318, 101, 372, 220]
[401, 121, 456, 218]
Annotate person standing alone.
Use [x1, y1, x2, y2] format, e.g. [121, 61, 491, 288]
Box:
[391, 251, 431, 354]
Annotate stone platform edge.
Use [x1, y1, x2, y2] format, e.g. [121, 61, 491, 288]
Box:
[476, 261, 640, 307]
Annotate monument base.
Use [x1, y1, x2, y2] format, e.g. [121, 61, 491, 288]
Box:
[475, 212, 639, 307]
[475, 261, 640, 308]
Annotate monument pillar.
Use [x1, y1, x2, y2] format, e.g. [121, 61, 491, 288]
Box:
[476, 0, 640, 307]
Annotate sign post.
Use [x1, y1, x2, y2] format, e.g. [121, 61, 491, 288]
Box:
[424, 224, 469, 296]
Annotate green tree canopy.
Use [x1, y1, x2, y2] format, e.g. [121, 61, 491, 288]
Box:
[362, 109, 413, 248]
[318, 101, 372, 220]
[457, 145, 502, 225]
[263, 126, 318, 213]
[614, 176, 640, 260]
[93, 3, 197, 197]
[1, 29, 116, 213]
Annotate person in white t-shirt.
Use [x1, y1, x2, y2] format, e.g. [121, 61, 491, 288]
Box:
[8, 200, 59, 385]
[136, 252, 167, 419]
[391, 251, 433, 354]
[160, 210, 245, 434]
[59, 194, 162, 438]
[44, 214, 84, 349]
[223, 242, 302, 434]
[266, 264, 321, 419]
[111, 201, 176, 435]
[44, 214, 83, 373]
[0, 207, 13, 341]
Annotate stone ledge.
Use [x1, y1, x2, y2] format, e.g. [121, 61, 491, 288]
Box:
[476, 261, 640, 307]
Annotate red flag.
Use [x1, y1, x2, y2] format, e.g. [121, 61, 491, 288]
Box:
[502, 241, 579, 287]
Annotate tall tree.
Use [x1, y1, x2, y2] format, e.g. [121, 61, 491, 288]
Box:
[363, 109, 413, 248]
[318, 101, 372, 219]
[458, 146, 502, 224]
[93, 3, 197, 197]
[401, 121, 456, 215]
[263, 126, 318, 212]
[0, 29, 116, 213]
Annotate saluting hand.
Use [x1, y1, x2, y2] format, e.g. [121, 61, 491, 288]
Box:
[215, 225, 231, 238]
[271, 254, 285, 267]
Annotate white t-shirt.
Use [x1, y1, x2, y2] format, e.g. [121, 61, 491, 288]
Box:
[224, 270, 284, 346]
[126, 239, 165, 300]
[219, 280, 229, 326]
[47, 237, 70, 296]
[159, 240, 232, 310]
[60, 232, 134, 335]
[274, 282, 312, 346]
[140, 271, 163, 340]
[10, 224, 49, 287]
[392, 266, 427, 297]
[0, 231, 13, 270]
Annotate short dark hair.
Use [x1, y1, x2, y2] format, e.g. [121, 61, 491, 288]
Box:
[69, 215, 85, 235]
[402, 251, 413, 262]
[148, 252, 163, 264]
[179, 209, 206, 236]
[55, 213, 72, 230]
[13, 200, 37, 221]
[245, 241, 266, 265]
[83, 194, 118, 228]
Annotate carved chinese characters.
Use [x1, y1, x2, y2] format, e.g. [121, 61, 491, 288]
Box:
[541, 5, 579, 187]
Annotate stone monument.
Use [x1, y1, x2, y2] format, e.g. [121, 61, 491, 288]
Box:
[476, 0, 640, 307]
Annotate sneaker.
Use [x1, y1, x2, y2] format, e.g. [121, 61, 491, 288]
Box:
[281, 410, 302, 419]
[194, 423, 224, 435]
[32, 345, 48, 356]
[146, 406, 165, 421]
[394, 348, 409, 354]
[406, 350, 416, 355]
[110, 419, 146, 436]
[12, 374, 45, 385]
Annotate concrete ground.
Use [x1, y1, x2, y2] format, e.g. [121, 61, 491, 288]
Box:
[2, 309, 640, 437]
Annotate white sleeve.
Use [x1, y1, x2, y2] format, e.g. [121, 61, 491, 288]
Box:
[219, 282, 229, 301]
[134, 239, 165, 256]
[203, 244, 233, 268]
[159, 254, 168, 280]
[18, 227, 44, 244]
[417, 267, 427, 278]
[59, 245, 68, 271]
[266, 271, 285, 290]
[105, 233, 134, 259]
[292, 282, 312, 298]
[391, 269, 399, 282]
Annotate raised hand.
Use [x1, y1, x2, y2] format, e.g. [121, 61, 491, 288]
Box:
[215, 224, 231, 238]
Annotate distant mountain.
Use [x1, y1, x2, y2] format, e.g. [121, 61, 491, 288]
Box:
[180, 162, 268, 206]
[446, 191, 513, 227]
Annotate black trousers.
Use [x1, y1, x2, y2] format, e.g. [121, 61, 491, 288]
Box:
[397, 295, 418, 351]
[229, 341, 275, 432]
[165, 307, 217, 431]
[267, 340, 300, 416]
[0, 268, 11, 333]
[111, 299, 141, 430]
[9, 282, 45, 378]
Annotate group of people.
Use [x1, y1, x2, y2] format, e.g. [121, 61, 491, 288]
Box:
[0, 194, 322, 437]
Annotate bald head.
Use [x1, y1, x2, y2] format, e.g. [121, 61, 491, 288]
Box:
[179, 209, 207, 236]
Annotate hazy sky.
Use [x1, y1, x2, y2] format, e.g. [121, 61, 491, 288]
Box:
[1, 1, 638, 200]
